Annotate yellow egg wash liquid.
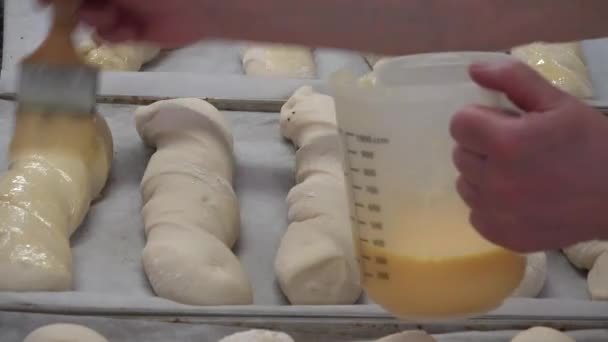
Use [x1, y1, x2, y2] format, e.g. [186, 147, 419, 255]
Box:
[354, 199, 525, 319]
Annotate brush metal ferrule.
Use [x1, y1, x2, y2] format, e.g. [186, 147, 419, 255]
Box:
[17, 63, 98, 114]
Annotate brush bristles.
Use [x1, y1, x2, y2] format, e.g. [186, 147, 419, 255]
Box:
[17, 63, 98, 114]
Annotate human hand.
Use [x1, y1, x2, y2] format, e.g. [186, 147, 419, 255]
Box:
[451, 60, 608, 253]
[39, 0, 216, 47]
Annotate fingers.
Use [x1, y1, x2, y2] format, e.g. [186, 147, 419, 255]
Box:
[79, 1, 120, 34]
[453, 146, 485, 182]
[469, 60, 566, 112]
[470, 210, 577, 253]
[451, 105, 524, 160]
[456, 176, 480, 209]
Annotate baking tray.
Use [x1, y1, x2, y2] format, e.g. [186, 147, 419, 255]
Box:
[1, 312, 608, 342]
[0, 99, 607, 333]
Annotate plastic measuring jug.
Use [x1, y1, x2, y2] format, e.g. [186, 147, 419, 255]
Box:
[331, 52, 526, 320]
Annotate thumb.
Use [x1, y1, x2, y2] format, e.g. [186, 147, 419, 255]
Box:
[469, 60, 567, 112]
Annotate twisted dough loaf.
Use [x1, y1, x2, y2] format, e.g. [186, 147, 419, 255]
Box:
[511, 252, 547, 298]
[564, 241, 608, 300]
[241, 43, 316, 78]
[511, 42, 593, 99]
[275, 86, 361, 304]
[0, 110, 113, 291]
[135, 99, 252, 305]
[24, 324, 108, 342]
[79, 35, 160, 71]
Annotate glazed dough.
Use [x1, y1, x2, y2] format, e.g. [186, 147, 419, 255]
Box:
[0, 110, 113, 291]
[136, 99, 252, 305]
[376, 331, 437, 342]
[511, 252, 547, 298]
[274, 86, 362, 305]
[241, 43, 316, 78]
[511, 327, 575, 342]
[218, 329, 295, 342]
[511, 42, 593, 98]
[23, 324, 108, 342]
[79, 35, 160, 71]
[564, 241, 608, 300]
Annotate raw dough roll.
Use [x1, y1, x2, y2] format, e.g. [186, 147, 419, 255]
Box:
[511, 327, 575, 342]
[511, 252, 547, 298]
[511, 42, 593, 99]
[376, 331, 437, 342]
[79, 34, 160, 71]
[218, 329, 295, 342]
[564, 241, 608, 300]
[241, 43, 316, 78]
[135, 99, 252, 305]
[0, 110, 113, 291]
[275, 86, 362, 305]
[24, 324, 108, 342]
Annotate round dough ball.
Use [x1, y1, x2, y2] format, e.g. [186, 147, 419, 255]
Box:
[219, 329, 294, 342]
[24, 324, 108, 342]
[511, 252, 547, 298]
[511, 327, 575, 342]
[376, 330, 436, 342]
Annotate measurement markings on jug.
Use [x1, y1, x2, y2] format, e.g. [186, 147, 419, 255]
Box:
[355, 202, 365, 208]
[358, 220, 367, 226]
[352, 185, 363, 191]
[376, 256, 388, 265]
[363, 169, 377, 177]
[361, 150, 375, 159]
[366, 186, 379, 195]
[377, 272, 390, 280]
[350, 167, 360, 173]
[373, 240, 386, 248]
[371, 222, 383, 230]
[368, 204, 382, 213]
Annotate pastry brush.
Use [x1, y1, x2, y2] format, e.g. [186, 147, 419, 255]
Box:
[17, 0, 97, 115]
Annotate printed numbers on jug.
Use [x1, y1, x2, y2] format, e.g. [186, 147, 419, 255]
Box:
[343, 129, 391, 280]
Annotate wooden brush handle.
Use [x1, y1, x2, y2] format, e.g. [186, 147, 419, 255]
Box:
[52, 0, 81, 33]
[24, 0, 83, 65]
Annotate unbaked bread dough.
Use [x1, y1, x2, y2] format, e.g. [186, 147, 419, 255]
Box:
[135, 99, 252, 305]
[218, 329, 295, 342]
[511, 252, 547, 298]
[274, 86, 362, 304]
[0, 110, 113, 291]
[511, 42, 593, 99]
[511, 327, 575, 342]
[23, 324, 108, 342]
[376, 330, 437, 342]
[79, 35, 160, 71]
[241, 43, 316, 78]
[564, 241, 608, 300]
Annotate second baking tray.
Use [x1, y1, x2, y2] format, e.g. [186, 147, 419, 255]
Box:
[0, 100, 608, 333]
